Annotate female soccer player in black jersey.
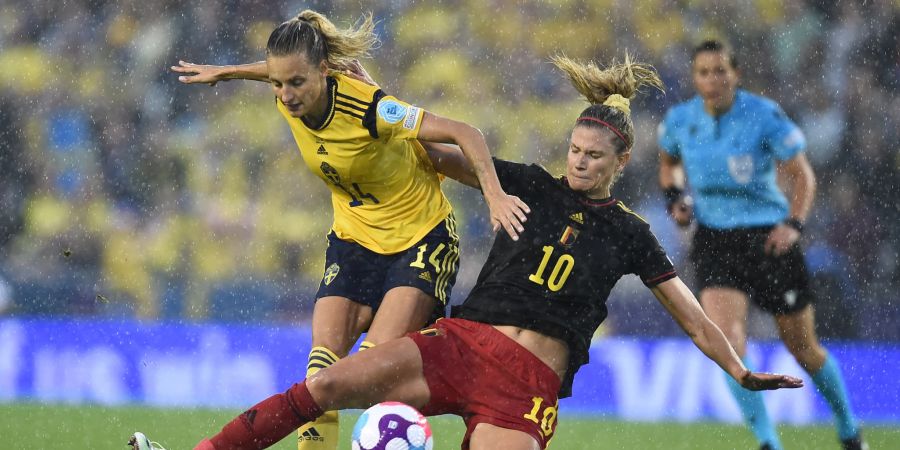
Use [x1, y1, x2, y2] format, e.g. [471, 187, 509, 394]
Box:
[175, 54, 803, 450]
[170, 11, 528, 450]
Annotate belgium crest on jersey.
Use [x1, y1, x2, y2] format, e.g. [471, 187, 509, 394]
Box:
[323, 263, 340, 285]
[559, 226, 579, 247]
[559, 212, 584, 247]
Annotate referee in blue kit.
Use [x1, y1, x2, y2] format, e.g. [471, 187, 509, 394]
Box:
[657, 39, 866, 450]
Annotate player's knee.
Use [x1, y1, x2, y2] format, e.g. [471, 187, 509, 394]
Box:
[309, 367, 357, 403]
[786, 341, 825, 369]
[308, 368, 334, 390]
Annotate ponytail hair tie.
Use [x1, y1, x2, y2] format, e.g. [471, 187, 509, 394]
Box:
[603, 94, 631, 116]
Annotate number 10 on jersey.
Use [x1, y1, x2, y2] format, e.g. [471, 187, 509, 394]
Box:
[528, 246, 574, 292]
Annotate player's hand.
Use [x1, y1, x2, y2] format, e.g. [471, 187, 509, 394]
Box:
[668, 196, 693, 227]
[336, 59, 379, 87]
[485, 191, 530, 241]
[171, 60, 231, 86]
[764, 224, 799, 256]
[739, 370, 804, 391]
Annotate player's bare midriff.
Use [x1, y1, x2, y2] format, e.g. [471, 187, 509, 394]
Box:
[493, 325, 570, 381]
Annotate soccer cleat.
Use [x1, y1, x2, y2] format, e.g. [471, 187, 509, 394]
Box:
[759, 444, 774, 450]
[841, 433, 869, 450]
[128, 432, 167, 450]
[297, 410, 339, 450]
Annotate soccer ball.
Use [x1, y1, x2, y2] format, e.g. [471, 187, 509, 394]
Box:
[351, 401, 433, 450]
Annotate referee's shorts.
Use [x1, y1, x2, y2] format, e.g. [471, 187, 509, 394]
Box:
[691, 225, 812, 315]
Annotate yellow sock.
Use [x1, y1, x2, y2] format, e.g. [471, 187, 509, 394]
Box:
[357, 340, 376, 352]
[306, 346, 338, 377]
[298, 347, 339, 450]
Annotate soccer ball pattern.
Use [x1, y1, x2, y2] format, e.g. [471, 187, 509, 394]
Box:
[351, 402, 433, 450]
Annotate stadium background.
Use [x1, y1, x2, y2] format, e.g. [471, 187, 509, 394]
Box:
[0, 0, 898, 448]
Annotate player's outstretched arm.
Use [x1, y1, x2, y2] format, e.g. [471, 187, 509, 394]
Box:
[171, 60, 270, 85]
[418, 114, 530, 241]
[651, 277, 804, 391]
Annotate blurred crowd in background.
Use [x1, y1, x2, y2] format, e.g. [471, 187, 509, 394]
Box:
[0, 0, 897, 340]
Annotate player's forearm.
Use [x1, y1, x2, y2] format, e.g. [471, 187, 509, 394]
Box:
[786, 165, 815, 222]
[420, 141, 480, 188]
[653, 279, 747, 382]
[691, 319, 749, 382]
[455, 125, 504, 196]
[223, 61, 270, 82]
[778, 154, 816, 222]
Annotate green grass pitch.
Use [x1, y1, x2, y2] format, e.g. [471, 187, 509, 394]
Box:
[2, 403, 898, 449]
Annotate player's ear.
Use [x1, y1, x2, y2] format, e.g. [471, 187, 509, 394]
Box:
[617, 151, 631, 170]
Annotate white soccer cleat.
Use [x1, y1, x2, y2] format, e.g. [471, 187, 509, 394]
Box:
[128, 432, 167, 450]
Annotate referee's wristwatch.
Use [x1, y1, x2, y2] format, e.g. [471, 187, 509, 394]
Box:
[783, 217, 804, 233]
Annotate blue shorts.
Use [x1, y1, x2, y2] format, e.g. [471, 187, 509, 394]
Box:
[316, 213, 460, 311]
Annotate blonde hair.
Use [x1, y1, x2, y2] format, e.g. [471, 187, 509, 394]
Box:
[551, 54, 664, 151]
[267, 10, 379, 70]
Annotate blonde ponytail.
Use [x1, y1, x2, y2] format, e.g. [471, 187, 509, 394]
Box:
[296, 10, 378, 68]
[552, 53, 665, 152]
[550, 53, 664, 115]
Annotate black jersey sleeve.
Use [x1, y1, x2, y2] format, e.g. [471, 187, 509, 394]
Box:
[493, 159, 551, 197]
[628, 220, 677, 286]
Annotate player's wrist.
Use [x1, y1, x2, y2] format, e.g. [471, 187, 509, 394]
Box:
[783, 217, 804, 234]
[663, 186, 683, 210]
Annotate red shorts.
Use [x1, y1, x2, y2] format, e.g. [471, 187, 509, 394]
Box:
[408, 318, 562, 449]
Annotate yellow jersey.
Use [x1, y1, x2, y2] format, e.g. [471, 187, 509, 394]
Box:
[276, 73, 452, 255]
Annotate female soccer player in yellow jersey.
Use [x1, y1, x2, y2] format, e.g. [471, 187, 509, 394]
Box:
[171, 10, 529, 450]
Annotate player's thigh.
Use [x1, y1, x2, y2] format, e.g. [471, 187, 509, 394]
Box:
[366, 287, 439, 344]
[308, 336, 429, 410]
[775, 304, 827, 370]
[311, 296, 373, 356]
[469, 423, 541, 450]
[700, 287, 750, 353]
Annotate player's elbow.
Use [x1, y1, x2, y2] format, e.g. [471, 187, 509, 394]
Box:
[459, 123, 485, 146]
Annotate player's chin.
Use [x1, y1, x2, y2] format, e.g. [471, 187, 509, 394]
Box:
[566, 175, 592, 192]
[284, 104, 304, 117]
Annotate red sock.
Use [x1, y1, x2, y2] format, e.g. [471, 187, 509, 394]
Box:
[208, 380, 324, 449]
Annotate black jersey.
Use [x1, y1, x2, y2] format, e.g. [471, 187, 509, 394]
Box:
[452, 160, 676, 397]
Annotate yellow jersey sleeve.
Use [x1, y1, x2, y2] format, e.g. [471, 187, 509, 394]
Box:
[375, 95, 425, 141]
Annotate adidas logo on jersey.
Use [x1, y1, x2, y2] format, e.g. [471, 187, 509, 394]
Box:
[300, 427, 324, 441]
[418, 271, 433, 283]
[317, 145, 328, 155]
[569, 212, 584, 224]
